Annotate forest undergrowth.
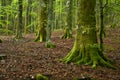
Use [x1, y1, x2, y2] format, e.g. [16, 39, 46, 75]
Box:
[0, 27, 120, 80]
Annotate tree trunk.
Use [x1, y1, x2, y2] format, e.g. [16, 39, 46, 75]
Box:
[15, 0, 23, 39]
[99, 0, 105, 52]
[62, 0, 73, 39]
[63, 0, 115, 69]
[27, 0, 32, 32]
[45, 0, 55, 48]
[35, 0, 47, 42]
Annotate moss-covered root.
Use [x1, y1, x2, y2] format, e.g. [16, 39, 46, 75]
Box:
[90, 52, 116, 69]
[62, 48, 116, 69]
[34, 34, 46, 42]
[45, 41, 56, 48]
[36, 74, 48, 80]
[62, 47, 80, 63]
[62, 28, 72, 39]
[34, 36, 40, 42]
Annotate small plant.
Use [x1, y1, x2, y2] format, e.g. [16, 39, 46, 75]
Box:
[36, 74, 48, 80]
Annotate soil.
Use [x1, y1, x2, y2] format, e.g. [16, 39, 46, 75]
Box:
[0, 27, 120, 80]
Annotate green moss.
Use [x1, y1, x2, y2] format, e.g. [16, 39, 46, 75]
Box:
[36, 74, 48, 80]
[35, 29, 46, 42]
[62, 28, 72, 39]
[45, 42, 56, 48]
[62, 32, 116, 69]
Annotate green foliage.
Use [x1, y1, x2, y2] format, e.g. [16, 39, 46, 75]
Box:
[0, 21, 5, 27]
[0, 0, 119, 36]
[0, 29, 14, 35]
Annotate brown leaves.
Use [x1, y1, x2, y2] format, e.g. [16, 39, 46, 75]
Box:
[0, 28, 120, 79]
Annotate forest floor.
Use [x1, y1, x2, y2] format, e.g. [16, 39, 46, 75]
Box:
[0, 27, 120, 80]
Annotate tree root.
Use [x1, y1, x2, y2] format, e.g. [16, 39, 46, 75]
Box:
[61, 28, 72, 39]
[62, 47, 117, 69]
[45, 41, 55, 48]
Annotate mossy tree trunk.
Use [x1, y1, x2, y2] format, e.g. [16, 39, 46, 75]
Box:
[24, 0, 32, 34]
[62, 0, 73, 39]
[54, 0, 62, 29]
[99, 0, 108, 51]
[15, 0, 23, 39]
[45, 0, 55, 48]
[63, 0, 115, 69]
[35, 0, 47, 42]
[28, 0, 32, 32]
[99, 0, 104, 52]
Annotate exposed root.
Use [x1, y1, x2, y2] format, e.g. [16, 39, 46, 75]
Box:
[35, 34, 46, 42]
[61, 28, 72, 39]
[62, 45, 116, 69]
[34, 36, 40, 42]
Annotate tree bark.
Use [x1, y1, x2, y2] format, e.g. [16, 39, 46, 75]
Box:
[62, 0, 115, 69]
[62, 0, 73, 39]
[15, 0, 23, 39]
[35, 0, 47, 42]
[45, 0, 55, 48]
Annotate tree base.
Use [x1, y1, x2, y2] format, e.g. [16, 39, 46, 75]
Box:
[62, 45, 116, 69]
[61, 28, 72, 39]
[35, 28, 46, 42]
[34, 35, 46, 42]
[45, 41, 56, 48]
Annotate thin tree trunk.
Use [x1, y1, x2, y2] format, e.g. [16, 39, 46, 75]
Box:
[15, 0, 23, 39]
[45, 0, 55, 48]
[62, 0, 73, 39]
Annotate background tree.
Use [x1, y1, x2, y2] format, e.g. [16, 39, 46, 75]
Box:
[62, 0, 73, 39]
[24, 0, 32, 34]
[62, 0, 115, 69]
[45, 0, 55, 48]
[98, 0, 108, 53]
[0, 0, 120, 36]
[35, 0, 47, 42]
[54, 0, 62, 29]
[15, 0, 23, 39]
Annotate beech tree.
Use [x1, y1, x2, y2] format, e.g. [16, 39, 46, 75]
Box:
[35, 0, 47, 42]
[62, 0, 73, 39]
[45, 0, 55, 48]
[62, 0, 115, 69]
